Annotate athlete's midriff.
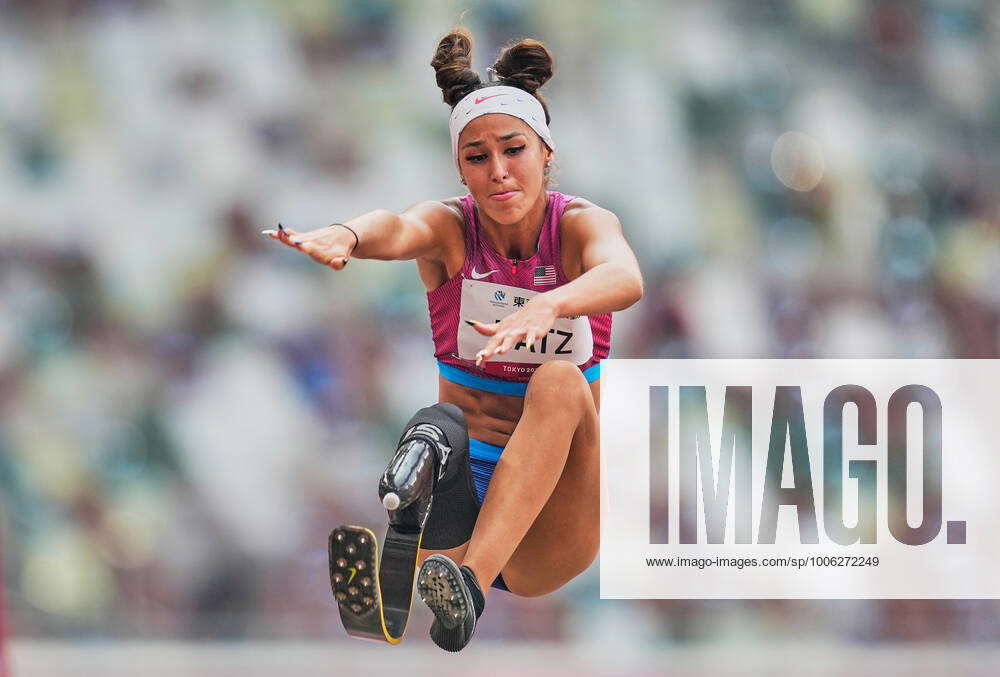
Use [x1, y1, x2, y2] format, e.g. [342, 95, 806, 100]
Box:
[439, 375, 601, 448]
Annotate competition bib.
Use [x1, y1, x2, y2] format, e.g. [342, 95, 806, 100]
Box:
[457, 278, 594, 365]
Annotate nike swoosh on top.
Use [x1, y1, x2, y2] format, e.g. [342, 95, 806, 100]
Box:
[474, 94, 505, 105]
[470, 267, 497, 280]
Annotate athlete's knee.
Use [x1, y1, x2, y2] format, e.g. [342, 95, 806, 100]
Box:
[529, 359, 585, 385]
[504, 544, 598, 598]
[525, 361, 588, 408]
[505, 577, 555, 598]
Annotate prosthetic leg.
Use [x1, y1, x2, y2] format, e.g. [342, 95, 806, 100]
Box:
[329, 403, 477, 643]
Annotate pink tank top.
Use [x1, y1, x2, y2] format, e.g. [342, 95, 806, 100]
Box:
[427, 191, 612, 393]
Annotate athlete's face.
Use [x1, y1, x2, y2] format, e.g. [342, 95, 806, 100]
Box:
[457, 114, 552, 224]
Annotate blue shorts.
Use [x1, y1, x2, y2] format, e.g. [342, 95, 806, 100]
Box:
[469, 438, 510, 592]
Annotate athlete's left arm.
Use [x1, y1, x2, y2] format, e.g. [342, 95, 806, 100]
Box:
[544, 205, 644, 318]
[472, 206, 643, 362]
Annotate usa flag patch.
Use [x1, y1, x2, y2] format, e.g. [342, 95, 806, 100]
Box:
[533, 265, 556, 285]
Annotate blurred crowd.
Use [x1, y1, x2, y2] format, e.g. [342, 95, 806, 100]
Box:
[3, 0, 1000, 647]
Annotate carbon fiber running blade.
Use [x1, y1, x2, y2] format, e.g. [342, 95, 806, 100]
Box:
[329, 525, 422, 644]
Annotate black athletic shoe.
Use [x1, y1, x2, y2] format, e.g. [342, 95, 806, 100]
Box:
[417, 555, 483, 652]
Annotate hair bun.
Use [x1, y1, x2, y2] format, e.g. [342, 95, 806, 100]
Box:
[491, 39, 554, 96]
[431, 28, 483, 107]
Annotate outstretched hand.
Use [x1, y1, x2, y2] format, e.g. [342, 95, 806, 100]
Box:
[468, 295, 559, 366]
[261, 223, 357, 271]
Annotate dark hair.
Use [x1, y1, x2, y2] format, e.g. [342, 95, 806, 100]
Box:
[430, 29, 555, 123]
[430, 28, 482, 108]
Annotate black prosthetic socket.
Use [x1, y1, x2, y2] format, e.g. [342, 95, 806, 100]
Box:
[378, 431, 443, 533]
[384, 403, 479, 550]
[460, 565, 486, 620]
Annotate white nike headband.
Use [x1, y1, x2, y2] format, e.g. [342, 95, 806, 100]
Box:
[449, 85, 555, 166]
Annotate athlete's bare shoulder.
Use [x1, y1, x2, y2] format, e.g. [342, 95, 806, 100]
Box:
[438, 196, 465, 222]
[560, 197, 623, 247]
[558, 196, 626, 280]
[413, 197, 467, 291]
[430, 197, 466, 258]
[561, 196, 617, 223]
[404, 198, 463, 233]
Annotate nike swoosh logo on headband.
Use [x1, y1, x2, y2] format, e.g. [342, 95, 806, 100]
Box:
[474, 94, 506, 105]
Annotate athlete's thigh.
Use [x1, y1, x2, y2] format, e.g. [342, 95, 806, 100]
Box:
[501, 390, 600, 593]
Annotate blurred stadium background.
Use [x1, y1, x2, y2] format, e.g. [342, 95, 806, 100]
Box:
[3, 0, 1000, 674]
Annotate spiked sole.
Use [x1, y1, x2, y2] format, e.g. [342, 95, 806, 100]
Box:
[417, 556, 469, 631]
[329, 524, 422, 643]
[329, 527, 379, 618]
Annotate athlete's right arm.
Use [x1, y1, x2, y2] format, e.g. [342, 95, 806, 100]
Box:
[263, 200, 462, 270]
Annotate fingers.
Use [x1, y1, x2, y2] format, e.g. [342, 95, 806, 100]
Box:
[469, 320, 502, 366]
[495, 328, 525, 356]
[524, 328, 539, 351]
[261, 224, 349, 269]
[475, 334, 500, 366]
[261, 223, 303, 248]
[326, 255, 350, 270]
[475, 325, 536, 366]
[465, 319, 497, 336]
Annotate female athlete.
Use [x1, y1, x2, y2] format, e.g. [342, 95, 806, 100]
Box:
[264, 28, 642, 651]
